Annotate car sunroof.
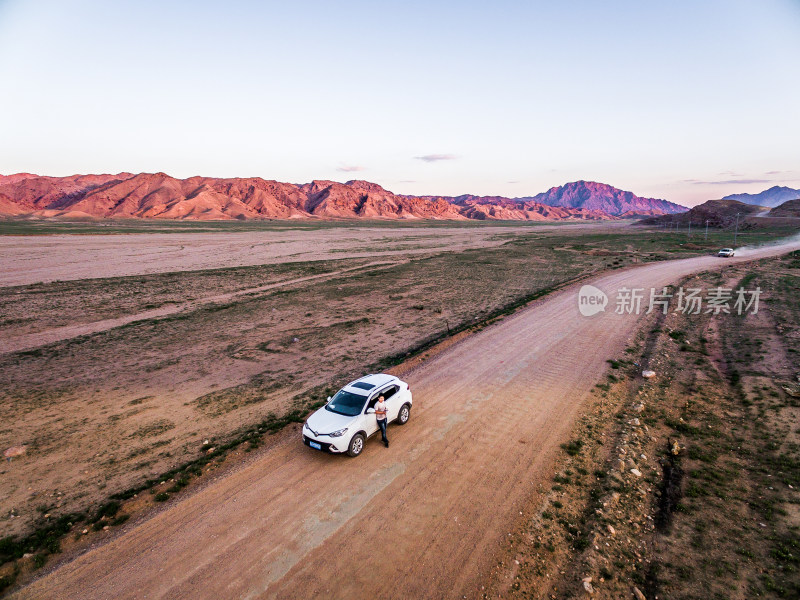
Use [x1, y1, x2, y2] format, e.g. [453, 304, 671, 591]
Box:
[351, 382, 376, 390]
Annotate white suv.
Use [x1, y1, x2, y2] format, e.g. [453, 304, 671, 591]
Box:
[302, 374, 412, 457]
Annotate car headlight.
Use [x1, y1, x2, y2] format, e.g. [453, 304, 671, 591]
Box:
[328, 428, 348, 437]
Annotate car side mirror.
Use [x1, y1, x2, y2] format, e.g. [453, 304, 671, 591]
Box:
[327, 396, 332, 402]
[366, 408, 376, 415]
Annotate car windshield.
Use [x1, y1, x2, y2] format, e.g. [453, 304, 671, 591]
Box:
[325, 390, 367, 417]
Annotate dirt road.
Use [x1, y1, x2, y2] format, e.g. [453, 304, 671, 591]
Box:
[13, 240, 800, 600]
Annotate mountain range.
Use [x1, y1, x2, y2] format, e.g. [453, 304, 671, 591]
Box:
[0, 173, 687, 221]
[639, 196, 800, 229]
[523, 180, 685, 216]
[723, 186, 800, 208]
[640, 199, 765, 228]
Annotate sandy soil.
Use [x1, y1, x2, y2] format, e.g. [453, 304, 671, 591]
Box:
[11, 239, 800, 600]
[0, 223, 611, 287]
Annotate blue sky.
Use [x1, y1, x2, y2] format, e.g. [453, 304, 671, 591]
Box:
[1, 0, 798, 206]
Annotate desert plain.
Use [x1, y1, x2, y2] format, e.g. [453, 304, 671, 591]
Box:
[1, 219, 799, 599]
[1, 221, 627, 538]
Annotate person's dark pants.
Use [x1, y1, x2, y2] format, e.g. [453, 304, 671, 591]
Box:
[377, 418, 388, 444]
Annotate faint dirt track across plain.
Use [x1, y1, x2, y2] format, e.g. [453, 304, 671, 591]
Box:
[0, 260, 403, 354]
[12, 240, 800, 600]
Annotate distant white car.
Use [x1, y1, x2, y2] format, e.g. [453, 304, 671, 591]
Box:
[302, 373, 412, 457]
[718, 248, 735, 257]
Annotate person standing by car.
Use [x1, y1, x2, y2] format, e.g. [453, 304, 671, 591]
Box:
[375, 395, 389, 448]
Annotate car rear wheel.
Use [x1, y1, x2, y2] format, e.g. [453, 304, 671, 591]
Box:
[347, 433, 365, 457]
[397, 403, 411, 425]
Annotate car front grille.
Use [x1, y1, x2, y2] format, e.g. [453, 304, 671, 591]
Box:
[303, 436, 333, 452]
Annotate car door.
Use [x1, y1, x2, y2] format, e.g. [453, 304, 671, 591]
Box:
[363, 394, 380, 437]
[380, 385, 401, 421]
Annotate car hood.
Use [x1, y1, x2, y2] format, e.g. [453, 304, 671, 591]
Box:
[306, 407, 356, 435]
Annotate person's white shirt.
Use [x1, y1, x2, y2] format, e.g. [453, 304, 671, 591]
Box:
[375, 400, 388, 420]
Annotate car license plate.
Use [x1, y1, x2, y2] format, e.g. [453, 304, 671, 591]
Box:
[309, 441, 321, 450]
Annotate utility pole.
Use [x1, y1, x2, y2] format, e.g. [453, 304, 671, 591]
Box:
[734, 212, 740, 246]
[688, 219, 691, 237]
[705, 219, 709, 241]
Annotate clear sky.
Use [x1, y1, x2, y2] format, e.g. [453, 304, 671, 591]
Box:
[1, 0, 798, 206]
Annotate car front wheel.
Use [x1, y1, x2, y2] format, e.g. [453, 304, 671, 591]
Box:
[347, 433, 365, 457]
[397, 403, 411, 425]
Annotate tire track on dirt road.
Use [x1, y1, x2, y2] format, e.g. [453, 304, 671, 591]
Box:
[12, 240, 800, 600]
